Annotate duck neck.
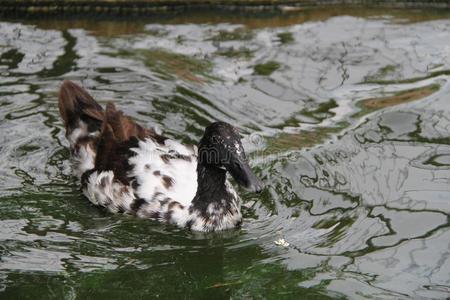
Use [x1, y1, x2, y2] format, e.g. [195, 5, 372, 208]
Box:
[188, 162, 242, 231]
[192, 163, 228, 210]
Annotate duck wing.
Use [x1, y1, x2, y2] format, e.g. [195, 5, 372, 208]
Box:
[95, 102, 167, 185]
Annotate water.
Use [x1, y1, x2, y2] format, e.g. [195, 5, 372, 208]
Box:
[1, 7, 450, 299]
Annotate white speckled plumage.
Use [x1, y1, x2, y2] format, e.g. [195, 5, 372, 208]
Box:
[128, 138, 198, 206]
[72, 134, 241, 231]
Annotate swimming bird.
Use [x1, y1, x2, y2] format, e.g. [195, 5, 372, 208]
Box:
[58, 80, 264, 232]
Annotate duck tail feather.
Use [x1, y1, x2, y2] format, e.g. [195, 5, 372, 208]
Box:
[58, 80, 104, 139]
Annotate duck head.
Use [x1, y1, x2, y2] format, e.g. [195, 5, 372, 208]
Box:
[198, 122, 264, 193]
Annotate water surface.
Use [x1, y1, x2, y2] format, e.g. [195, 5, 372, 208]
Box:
[1, 7, 450, 299]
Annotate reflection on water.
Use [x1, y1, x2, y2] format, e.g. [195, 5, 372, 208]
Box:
[1, 7, 450, 299]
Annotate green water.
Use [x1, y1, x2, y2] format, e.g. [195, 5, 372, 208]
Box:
[1, 7, 450, 299]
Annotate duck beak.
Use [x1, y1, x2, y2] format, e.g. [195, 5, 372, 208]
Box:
[228, 159, 265, 193]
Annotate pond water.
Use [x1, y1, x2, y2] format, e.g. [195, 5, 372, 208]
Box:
[1, 7, 450, 299]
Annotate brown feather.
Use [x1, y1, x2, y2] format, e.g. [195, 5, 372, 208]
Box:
[59, 80, 169, 185]
[58, 80, 104, 133]
[102, 102, 166, 143]
[94, 103, 167, 185]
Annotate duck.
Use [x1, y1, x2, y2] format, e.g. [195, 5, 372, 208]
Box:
[58, 80, 264, 232]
